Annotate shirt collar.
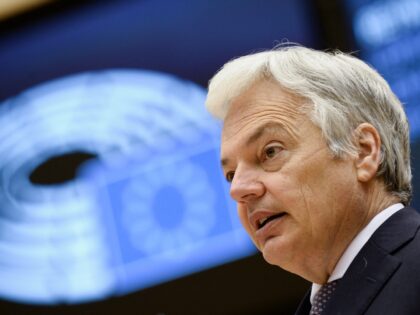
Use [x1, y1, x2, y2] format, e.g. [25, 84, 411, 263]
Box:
[310, 203, 404, 304]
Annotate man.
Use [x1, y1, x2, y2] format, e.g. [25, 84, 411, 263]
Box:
[205, 46, 420, 314]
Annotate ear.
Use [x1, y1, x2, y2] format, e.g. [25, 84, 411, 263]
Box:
[354, 123, 381, 182]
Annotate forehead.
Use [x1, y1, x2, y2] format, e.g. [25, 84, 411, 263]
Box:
[222, 79, 308, 142]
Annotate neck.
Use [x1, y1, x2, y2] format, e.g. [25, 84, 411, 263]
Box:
[314, 182, 400, 284]
[326, 186, 399, 282]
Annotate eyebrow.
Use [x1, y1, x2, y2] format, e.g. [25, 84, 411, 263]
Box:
[221, 121, 286, 167]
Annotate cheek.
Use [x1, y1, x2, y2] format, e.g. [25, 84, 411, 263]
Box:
[293, 165, 358, 237]
[267, 171, 325, 231]
[267, 174, 306, 210]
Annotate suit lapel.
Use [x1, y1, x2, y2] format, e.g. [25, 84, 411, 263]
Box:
[323, 207, 420, 315]
[324, 241, 400, 315]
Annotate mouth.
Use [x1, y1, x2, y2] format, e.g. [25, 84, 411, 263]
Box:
[257, 212, 286, 230]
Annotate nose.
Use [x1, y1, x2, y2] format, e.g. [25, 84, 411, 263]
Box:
[230, 165, 265, 203]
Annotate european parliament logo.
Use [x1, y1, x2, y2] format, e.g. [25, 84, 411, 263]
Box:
[0, 70, 255, 304]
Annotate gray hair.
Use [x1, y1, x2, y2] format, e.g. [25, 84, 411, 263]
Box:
[205, 45, 412, 204]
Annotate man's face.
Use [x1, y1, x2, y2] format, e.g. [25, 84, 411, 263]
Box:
[221, 80, 366, 282]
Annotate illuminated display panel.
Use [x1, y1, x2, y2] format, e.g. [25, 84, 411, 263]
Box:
[0, 0, 323, 305]
[0, 70, 251, 303]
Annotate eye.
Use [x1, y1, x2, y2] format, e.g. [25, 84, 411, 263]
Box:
[263, 144, 283, 160]
[225, 171, 235, 183]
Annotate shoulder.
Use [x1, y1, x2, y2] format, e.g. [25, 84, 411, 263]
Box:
[360, 207, 420, 314]
[370, 206, 420, 255]
[325, 207, 420, 314]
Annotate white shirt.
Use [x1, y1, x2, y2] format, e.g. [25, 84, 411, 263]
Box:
[310, 203, 404, 304]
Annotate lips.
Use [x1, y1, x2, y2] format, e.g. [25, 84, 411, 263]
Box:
[250, 210, 286, 231]
[258, 213, 285, 229]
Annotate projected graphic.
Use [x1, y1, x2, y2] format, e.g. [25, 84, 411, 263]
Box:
[346, 0, 420, 139]
[0, 70, 255, 304]
[120, 160, 216, 257]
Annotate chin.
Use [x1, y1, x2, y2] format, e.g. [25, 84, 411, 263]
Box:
[261, 235, 300, 269]
[261, 243, 290, 269]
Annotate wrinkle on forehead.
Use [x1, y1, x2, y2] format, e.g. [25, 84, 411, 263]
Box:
[222, 80, 309, 143]
[223, 105, 303, 143]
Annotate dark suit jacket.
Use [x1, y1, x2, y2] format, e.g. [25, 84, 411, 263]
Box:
[294, 207, 420, 315]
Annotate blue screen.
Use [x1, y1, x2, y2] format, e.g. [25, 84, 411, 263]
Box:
[0, 0, 322, 304]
